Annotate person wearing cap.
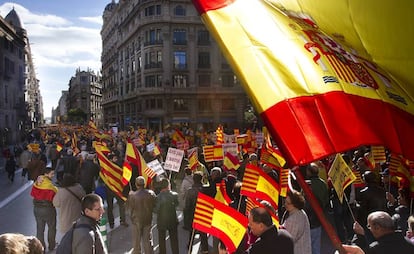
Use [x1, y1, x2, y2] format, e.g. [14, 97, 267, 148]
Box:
[126, 176, 156, 254]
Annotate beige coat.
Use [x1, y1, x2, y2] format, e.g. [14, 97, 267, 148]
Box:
[53, 184, 85, 233]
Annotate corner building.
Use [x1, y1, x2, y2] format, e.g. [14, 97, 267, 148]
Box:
[101, 0, 250, 131]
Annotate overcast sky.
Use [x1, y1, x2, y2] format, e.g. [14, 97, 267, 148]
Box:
[0, 1, 110, 118]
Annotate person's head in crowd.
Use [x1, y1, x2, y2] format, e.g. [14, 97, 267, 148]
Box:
[159, 178, 171, 191]
[185, 166, 192, 176]
[306, 162, 320, 177]
[135, 176, 146, 189]
[211, 166, 222, 180]
[0, 233, 44, 254]
[61, 173, 76, 187]
[367, 211, 395, 239]
[407, 215, 414, 239]
[249, 153, 258, 166]
[363, 170, 379, 185]
[193, 171, 203, 185]
[41, 167, 54, 179]
[285, 189, 306, 212]
[248, 207, 274, 237]
[82, 193, 105, 222]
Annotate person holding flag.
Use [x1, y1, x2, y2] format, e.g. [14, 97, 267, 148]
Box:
[247, 207, 294, 254]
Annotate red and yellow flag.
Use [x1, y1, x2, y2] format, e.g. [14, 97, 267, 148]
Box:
[215, 125, 224, 145]
[241, 164, 280, 210]
[279, 168, 290, 197]
[191, 0, 414, 165]
[215, 180, 232, 205]
[95, 144, 125, 201]
[187, 147, 199, 171]
[56, 142, 63, 152]
[245, 197, 280, 228]
[223, 152, 240, 171]
[125, 139, 153, 187]
[203, 145, 224, 162]
[193, 193, 248, 253]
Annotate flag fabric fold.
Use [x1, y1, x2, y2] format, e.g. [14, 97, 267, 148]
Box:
[95, 144, 126, 201]
[125, 139, 154, 187]
[191, 0, 414, 165]
[193, 193, 248, 253]
[223, 152, 240, 171]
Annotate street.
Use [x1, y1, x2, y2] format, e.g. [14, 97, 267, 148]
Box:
[0, 157, 207, 254]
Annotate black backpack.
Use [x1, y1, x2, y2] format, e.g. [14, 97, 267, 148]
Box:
[56, 223, 93, 254]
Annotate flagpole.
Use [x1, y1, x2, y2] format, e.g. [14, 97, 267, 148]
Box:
[188, 229, 195, 254]
[291, 166, 346, 254]
[343, 194, 357, 223]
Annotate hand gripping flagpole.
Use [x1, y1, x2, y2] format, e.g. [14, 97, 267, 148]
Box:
[291, 166, 346, 254]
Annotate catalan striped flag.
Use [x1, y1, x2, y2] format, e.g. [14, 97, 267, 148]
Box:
[351, 168, 365, 188]
[193, 193, 248, 253]
[371, 146, 387, 164]
[203, 145, 224, 162]
[241, 164, 280, 210]
[216, 125, 224, 145]
[191, 0, 414, 166]
[279, 168, 290, 197]
[95, 144, 126, 201]
[245, 197, 279, 228]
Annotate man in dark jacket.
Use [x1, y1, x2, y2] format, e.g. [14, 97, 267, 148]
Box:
[126, 176, 156, 254]
[154, 178, 179, 254]
[247, 207, 294, 254]
[72, 193, 107, 254]
[354, 211, 414, 254]
[183, 172, 209, 253]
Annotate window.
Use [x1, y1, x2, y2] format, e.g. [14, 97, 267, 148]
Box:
[174, 5, 186, 16]
[198, 52, 210, 68]
[173, 29, 187, 45]
[144, 5, 161, 16]
[173, 51, 187, 69]
[144, 50, 162, 69]
[145, 29, 162, 45]
[144, 75, 162, 88]
[222, 99, 235, 110]
[172, 74, 188, 88]
[173, 99, 189, 111]
[222, 74, 237, 87]
[198, 74, 211, 87]
[197, 30, 210, 45]
[198, 99, 212, 112]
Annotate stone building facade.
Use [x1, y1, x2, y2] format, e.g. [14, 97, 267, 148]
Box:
[100, 0, 250, 132]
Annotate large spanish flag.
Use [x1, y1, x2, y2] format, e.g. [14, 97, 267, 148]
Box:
[192, 0, 414, 166]
[193, 193, 248, 253]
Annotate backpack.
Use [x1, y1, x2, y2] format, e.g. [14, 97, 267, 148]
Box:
[56, 222, 93, 254]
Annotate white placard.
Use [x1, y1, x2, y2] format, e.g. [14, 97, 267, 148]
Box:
[146, 142, 155, 152]
[163, 147, 184, 172]
[222, 143, 238, 156]
[147, 159, 165, 176]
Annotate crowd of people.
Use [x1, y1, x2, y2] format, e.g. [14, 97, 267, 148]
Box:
[1, 125, 414, 254]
